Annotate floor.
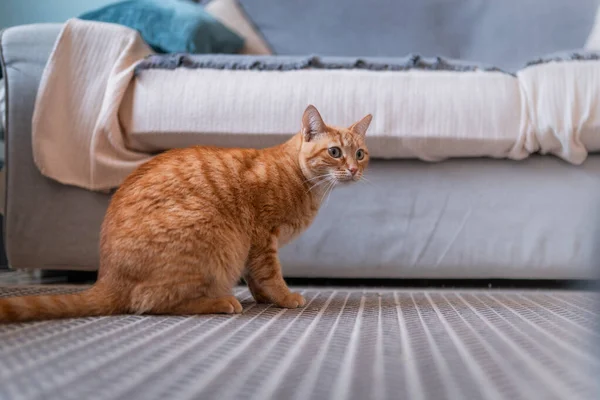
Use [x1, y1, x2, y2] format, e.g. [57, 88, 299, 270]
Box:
[0, 271, 598, 400]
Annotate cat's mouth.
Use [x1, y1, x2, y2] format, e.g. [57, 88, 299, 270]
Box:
[334, 175, 358, 184]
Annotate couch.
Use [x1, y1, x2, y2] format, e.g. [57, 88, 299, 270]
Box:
[2, 0, 600, 280]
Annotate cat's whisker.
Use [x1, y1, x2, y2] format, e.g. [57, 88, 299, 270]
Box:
[324, 180, 337, 207]
[304, 174, 330, 183]
[318, 181, 330, 205]
[306, 176, 332, 193]
[305, 174, 332, 193]
[318, 187, 328, 205]
[306, 180, 324, 193]
[358, 176, 376, 187]
[319, 179, 337, 206]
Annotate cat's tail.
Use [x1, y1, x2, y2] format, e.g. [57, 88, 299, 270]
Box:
[0, 282, 124, 323]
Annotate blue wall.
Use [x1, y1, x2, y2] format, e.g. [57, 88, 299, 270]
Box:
[0, 0, 116, 29]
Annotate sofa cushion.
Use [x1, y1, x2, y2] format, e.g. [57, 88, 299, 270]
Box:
[205, 0, 272, 55]
[122, 54, 523, 162]
[80, 0, 244, 54]
[239, 0, 598, 71]
[585, 5, 600, 50]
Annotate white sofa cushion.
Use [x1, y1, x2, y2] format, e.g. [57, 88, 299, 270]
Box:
[121, 67, 523, 162]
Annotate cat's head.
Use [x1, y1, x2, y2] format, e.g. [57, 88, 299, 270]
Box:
[298, 105, 372, 185]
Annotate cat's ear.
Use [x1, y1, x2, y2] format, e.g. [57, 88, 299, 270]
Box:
[350, 114, 373, 138]
[302, 105, 326, 142]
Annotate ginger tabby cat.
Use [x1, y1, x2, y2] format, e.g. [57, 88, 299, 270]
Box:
[0, 105, 372, 322]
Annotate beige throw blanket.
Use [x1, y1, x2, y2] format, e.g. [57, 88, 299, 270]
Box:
[32, 19, 154, 191]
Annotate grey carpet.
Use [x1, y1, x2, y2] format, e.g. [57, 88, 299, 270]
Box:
[0, 286, 598, 400]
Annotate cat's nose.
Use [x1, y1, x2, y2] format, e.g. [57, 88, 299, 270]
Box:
[348, 166, 358, 176]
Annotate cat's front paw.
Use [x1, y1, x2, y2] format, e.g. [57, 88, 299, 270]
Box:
[276, 292, 306, 309]
[216, 296, 243, 314]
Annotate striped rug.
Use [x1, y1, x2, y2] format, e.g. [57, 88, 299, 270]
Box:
[0, 286, 598, 400]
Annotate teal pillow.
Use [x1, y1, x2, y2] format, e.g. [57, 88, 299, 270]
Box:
[79, 0, 244, 54]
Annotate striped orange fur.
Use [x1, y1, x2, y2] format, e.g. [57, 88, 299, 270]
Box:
[0, 105, 372, 323]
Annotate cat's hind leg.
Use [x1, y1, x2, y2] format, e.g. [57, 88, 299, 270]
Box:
[129, 280, 241, 315]
[130, 281, 242, 315]
[169, 296, 243, 315]
[127, 231, 250, 315]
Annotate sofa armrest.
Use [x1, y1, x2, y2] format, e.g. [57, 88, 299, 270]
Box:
[0, 24, 108, 270]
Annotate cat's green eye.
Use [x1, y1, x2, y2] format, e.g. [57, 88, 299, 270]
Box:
[328, 147, 342, 158]
[356, 149, 365, 160]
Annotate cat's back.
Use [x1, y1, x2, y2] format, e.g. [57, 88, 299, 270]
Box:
[104, 143, 307, 235]
[117, 146, 257, 195]
[106, 146, 263, 220]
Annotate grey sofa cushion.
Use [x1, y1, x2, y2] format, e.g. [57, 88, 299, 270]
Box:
[239, 0, 599, 71]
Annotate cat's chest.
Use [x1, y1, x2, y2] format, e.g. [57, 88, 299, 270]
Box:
[277, 211, 318, 248]
[277, 225, 303, 248]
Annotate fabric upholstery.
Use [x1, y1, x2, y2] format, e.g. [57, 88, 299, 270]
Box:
[239, 0, 598, 71]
